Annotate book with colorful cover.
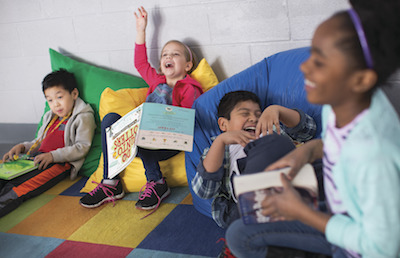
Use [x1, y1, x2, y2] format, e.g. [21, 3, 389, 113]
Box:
[106, 102, 195, 179]
[0, 159, 38, 180]
[233, 164, 318, 224]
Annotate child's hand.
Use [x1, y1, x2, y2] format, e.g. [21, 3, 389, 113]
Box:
[256, 105, 282, 137]
[260, 173, 307, 221]
[2, 144, 25, 163]
[134, 6, 148, 33]
[203, 130, 256, 173]
[219, 130, 256, 147]
[34, 153, 54, 170]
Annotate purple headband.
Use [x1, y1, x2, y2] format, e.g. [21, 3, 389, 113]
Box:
[347, 8, 374, 69]
[183, 44, 193, 63]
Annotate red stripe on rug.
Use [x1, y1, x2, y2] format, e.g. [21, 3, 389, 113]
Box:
[45, 240, 133, 258]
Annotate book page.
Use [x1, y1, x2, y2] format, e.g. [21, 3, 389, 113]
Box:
[106, 104, 143, 179]
[136, 103, 195, 152]
[0, 159, 38, 180]
[233, 164, 317, 197]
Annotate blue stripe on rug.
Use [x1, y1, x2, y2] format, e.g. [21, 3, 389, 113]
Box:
[137, 204, 225, 257]
[0, 232, 64, 257]
[60, 177, 88, 197]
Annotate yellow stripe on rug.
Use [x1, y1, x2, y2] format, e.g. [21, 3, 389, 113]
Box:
[68, 199, 177, 248]
[7, 196, 104, 239]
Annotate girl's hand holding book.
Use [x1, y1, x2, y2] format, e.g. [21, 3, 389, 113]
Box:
[261, 173, 309, 221]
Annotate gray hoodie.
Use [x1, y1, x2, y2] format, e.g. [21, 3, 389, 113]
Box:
[23, 97, 96, 179]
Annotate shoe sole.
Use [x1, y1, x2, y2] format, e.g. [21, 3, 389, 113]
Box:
[79, 192, 125, 208]
[135, 188, 171, 210]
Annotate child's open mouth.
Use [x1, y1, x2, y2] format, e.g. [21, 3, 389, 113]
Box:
[244, 126, 256, 134]
[165, 62, 173, 68]
[304, 79, 316, 88]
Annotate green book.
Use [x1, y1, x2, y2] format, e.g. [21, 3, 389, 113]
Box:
[0, 159, 38, 180]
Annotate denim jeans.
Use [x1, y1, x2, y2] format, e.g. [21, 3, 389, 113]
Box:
[136, 147, 179, 181]
[101, 112, 121, 179]
[101, 112, 179, 181]
[226, 219, 349, 258]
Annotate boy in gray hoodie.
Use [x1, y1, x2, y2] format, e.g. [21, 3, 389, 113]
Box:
[0, 69, 96, 217]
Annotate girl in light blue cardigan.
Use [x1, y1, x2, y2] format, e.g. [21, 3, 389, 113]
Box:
[226, 1, 400, 257]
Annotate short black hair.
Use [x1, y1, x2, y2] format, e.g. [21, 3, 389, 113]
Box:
[332, 0, 400, 87]
[217, 90, 261, 119]
[42, 69, 78, 93]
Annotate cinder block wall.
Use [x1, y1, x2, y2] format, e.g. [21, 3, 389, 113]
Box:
[0, 0, 351, 124]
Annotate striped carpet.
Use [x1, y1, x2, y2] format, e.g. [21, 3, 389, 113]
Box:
[0, 177, 225, 257]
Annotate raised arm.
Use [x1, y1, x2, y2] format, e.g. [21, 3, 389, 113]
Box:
[134, 6, 147, 45]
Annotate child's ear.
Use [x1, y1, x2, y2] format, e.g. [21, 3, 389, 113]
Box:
[185, 61, 193, 72]
[351, 69, 378, 93]
[71, 88, 79, 100]
[218, 117, 228, 132]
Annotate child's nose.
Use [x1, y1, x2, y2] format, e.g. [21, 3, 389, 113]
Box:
[249, 114, 257, 122]
[300, 58, 310, 74]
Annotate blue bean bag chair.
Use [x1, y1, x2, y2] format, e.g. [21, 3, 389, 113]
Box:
[185, 47, 322, 218]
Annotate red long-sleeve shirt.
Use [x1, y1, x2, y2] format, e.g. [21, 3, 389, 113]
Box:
[134, 43, 203, 108]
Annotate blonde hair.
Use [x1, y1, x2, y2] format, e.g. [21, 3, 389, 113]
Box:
[160, 40, 198, 74]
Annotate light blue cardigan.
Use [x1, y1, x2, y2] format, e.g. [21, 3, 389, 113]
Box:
[323, 88, 400, 257]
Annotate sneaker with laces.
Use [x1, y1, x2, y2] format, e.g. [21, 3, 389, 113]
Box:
[135, 178, 170, 211]
[79, 179, 125, 208]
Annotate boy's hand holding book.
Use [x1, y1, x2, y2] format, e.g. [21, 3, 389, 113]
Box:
[2, 144, 26, 163]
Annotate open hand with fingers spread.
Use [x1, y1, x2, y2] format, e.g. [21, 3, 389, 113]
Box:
[256, 105, 282, 137]
[134, 6, 148, 44]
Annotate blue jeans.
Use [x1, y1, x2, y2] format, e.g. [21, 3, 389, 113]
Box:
[101, 112, 179, 181]
[136, 147, 179, 182]
[101, 113, 121, 179]
[226, 218, 349, 258]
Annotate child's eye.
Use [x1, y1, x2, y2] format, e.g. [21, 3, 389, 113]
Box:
[309, 55, 324, 68]
[313, 59, 324, 68]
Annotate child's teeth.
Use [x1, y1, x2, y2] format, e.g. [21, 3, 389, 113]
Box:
[305, 79, 316, 88]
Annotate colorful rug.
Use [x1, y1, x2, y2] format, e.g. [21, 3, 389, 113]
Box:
[0, 177, 225, 257]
